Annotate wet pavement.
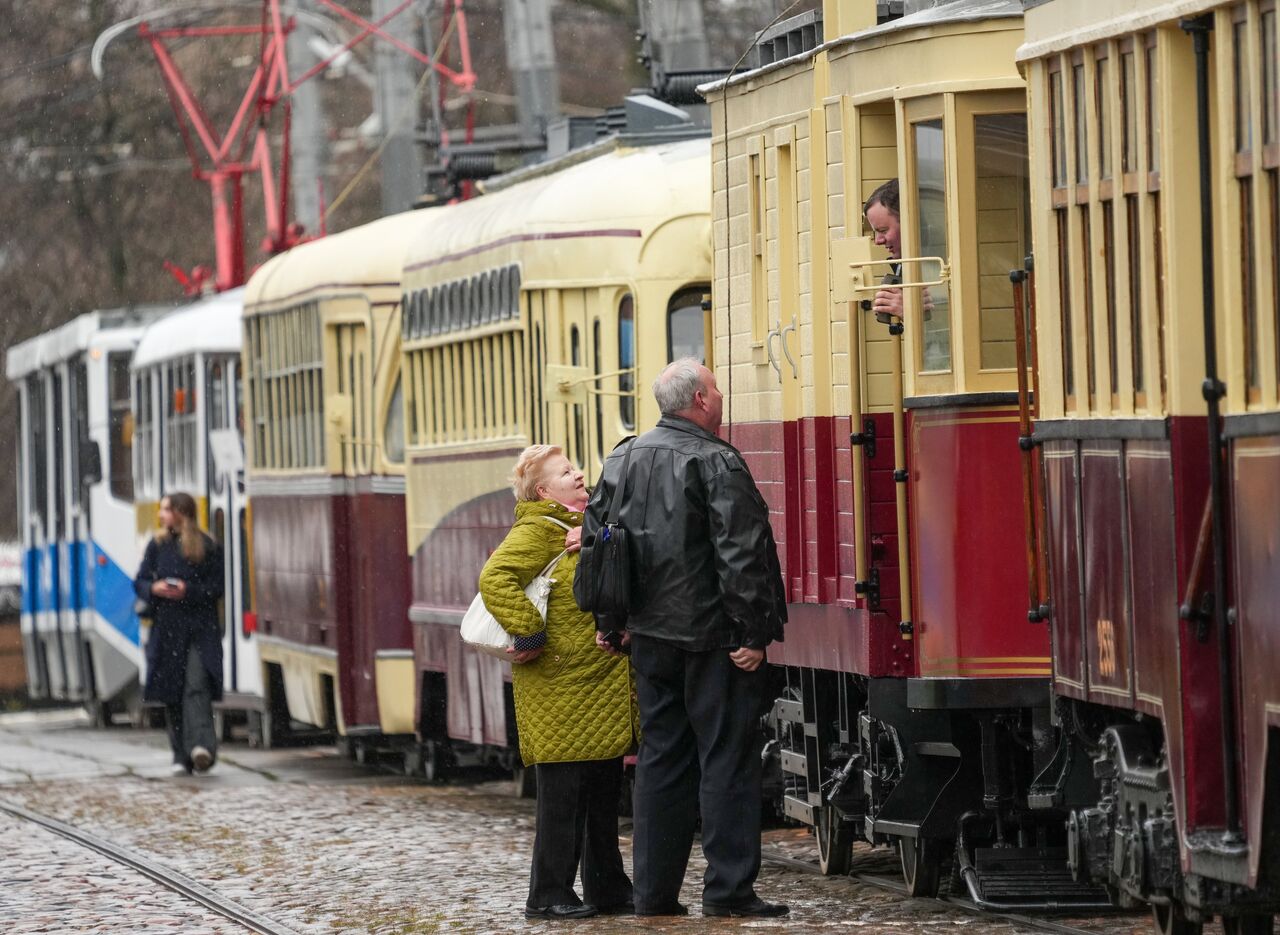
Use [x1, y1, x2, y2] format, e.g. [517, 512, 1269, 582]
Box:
[0, 710, 1186, 934]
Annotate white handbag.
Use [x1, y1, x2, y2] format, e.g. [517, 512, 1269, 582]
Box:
[461, 518, 572, 660]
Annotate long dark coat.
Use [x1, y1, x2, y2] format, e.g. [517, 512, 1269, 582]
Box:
[133, 533, 225, 705]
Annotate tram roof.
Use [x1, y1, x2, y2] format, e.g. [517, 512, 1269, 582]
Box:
[401, 137, 711, 275]
[132, 287, 245, 370]
[699, 0, 1023, 95]
[244, 210, 434, 312]
[5, 305, 172, 381]
[1017, 0, 1220, 61]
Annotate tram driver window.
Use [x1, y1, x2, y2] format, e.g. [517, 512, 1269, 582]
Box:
[913, 120, 951, 372]
[667, 288, 710, 363]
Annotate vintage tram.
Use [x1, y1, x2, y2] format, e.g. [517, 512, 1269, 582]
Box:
[6, 304, 170, 722]
[399, 135, 712, 778]
[704, 0, 1098, 908]
[1020, 0, 1280, 932]
[130, 288, 260, 724]
[241, 211, 434, 752]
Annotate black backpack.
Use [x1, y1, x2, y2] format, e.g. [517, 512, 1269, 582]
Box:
[573, 437, 636, 621]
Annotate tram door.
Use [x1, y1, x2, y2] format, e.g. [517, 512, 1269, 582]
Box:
[206, 355, 259, 700]
[21, 374, 58, 698]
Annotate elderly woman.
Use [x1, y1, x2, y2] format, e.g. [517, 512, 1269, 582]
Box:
[478, 445, 636, 921]
[133, 492, 224, 776]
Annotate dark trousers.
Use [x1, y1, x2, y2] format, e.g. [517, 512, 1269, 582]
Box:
[629, 633, 768, 911]
[528, 757, 632, 909]
[165, 644, 217, 769]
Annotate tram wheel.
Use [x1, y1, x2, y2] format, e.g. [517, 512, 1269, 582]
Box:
[898, 836, 942, 898]
[1223, 915, 1276, 935]
[815, 806, 854, 876]
[1152, 901, 1204, 935]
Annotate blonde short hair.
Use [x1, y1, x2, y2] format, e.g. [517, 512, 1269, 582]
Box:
[510, 444, 563, 501]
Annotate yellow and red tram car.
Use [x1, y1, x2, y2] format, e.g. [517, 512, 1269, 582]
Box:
[242, 211, 435, 748]
[705, 0, 1092, 903]
[399, 138, 711, 775]
[1021, 0, 1280, 930]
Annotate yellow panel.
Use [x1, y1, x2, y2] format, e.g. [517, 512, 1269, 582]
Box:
[376, 655, 416, 736]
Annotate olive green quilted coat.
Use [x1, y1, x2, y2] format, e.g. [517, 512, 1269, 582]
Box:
[478, 499, 636, 766]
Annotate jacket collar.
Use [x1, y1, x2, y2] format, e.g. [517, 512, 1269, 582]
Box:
[515, 498, 583, 527]
[657, 413, 733, 449]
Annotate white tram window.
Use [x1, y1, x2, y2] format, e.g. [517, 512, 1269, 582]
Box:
[913, 120, 952, 372]
[70, 361, 88, 511]
[384, 374, 405, 465]
[107, 354, 133, 502]
[618, 294, 635, 430]
[50, 373, 65, 539]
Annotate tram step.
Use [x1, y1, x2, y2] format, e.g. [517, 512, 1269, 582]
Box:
[970, 847, 1108, 906]
[780, 749, 808, 776]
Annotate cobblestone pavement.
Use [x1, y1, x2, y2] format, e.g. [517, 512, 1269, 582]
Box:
[0, 712, 1209, 935]
[0, 810, 250, 934]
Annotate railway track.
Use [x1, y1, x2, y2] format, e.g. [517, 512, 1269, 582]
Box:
[760, 845, 1121, 935]
[0, 798, 304, 935]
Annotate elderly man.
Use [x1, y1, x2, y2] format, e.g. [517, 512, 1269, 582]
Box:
[582, 357, 788, 918]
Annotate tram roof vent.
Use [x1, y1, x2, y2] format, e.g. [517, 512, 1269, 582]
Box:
[753, 8, 823, 68]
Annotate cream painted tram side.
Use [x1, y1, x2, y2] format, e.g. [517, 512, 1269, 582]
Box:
[6, 306, 170, 721]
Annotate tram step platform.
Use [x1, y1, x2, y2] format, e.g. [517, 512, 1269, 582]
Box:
[969, 846, 1108, 908]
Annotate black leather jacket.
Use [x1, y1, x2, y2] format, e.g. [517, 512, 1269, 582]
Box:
[582, 414, 786, 651]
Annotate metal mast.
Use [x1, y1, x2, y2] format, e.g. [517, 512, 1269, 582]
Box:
[502, 0, 561, 142]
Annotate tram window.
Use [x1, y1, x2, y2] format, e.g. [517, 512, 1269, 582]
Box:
[593, 319, 604, 461]
[1127, 196, 1145, 398]
[1264, 9, 1277, 147]
[1145, 39, 1160, 175]
[1073, 62, 1089, 185]
[1122, 51, 1138, 174]
[71, 362, 88, 510]
[1096, 52, 1112, 180]
[667, 289, 707, 363]
[1243, 178, 1260, 396]
[509, 267, 522, 320]
[914, 120, 952, 371]
[1102, 201, 1119, 400]
[384, 374, 405, 465]
[106, 354, 133, 502]
[1050, 67, 1068, 188]
[618, 294, 635, 429]
[1056, 211, 1075, 403]
[570, 324, 584, 466]
[1234, 18, 1253, 156]
[28, 376, 47, 534]
[974, 113, 1030, 371]
[51, 373, 65, 539]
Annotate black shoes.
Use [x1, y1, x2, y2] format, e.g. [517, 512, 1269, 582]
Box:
[524, 904, 599, 920]
[702, 897, 790, 918]
[634, 902, 688, 917]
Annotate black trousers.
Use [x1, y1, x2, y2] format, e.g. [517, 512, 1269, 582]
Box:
[629, 633, 768, 911]
[164, 644, 217, 770]
[528, 756, 632, 910]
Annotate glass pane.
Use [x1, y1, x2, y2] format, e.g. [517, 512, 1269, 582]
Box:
[1235, 20, 1253, 155]
[1146, 43, 1161, 173]
[1097, 55, 1113, 179]
[667, 289, 707, 363]
[1074, 63, 1089, 183]
[384, 375, 405, 464]
[1122, 52, 1138, 173]
[914, 119, 951, 371]
[618, 294, 635, 429]
[1126, 196, 1144, 393]
[1265, 11, 1277, 146]
[1242, 178, 1259, 389]
[974, 113, 1030, 370]
[108, 353, 133, 501]
[1051, 70, 1068, 187]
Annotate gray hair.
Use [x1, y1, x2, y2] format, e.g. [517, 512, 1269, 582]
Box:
[652, 357, 704, 414]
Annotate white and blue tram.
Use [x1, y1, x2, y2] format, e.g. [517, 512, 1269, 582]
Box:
[6, 306, 171, 719]
[131, 287, 261, 718]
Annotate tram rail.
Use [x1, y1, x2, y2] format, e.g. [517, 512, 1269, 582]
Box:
[0, 798, 303, 935]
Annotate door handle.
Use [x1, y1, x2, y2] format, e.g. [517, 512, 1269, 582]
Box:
[766, 327, 783, 382]
[780, 316, 798, 379]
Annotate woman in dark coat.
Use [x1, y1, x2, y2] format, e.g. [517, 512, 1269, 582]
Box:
[133, 492, 224, 776]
